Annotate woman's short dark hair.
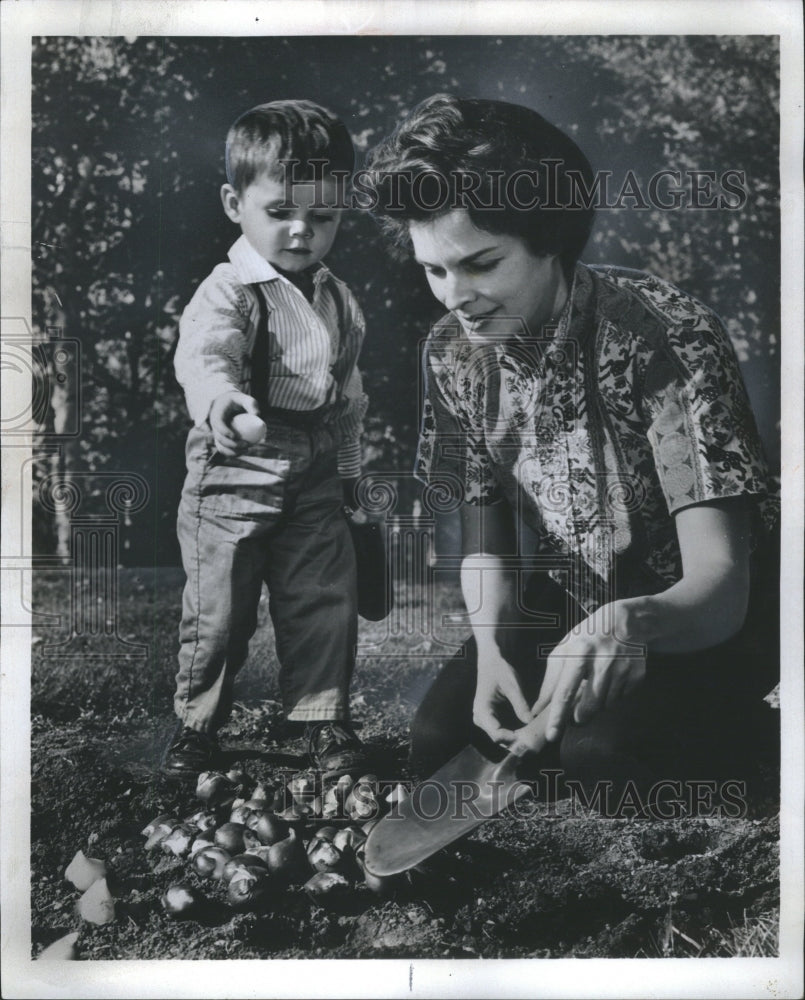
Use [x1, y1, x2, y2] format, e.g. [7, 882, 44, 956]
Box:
[363, 94, 595, 273]
[225, 99, 355, 193]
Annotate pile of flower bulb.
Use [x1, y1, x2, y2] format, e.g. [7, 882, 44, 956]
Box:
[144, 768, 410, 918]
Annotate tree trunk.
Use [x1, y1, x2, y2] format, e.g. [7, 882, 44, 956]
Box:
[41, 286, 78, 563]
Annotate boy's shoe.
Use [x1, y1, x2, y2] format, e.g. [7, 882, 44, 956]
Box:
[160, 723, 219, 778]
[305, 721, 374, 779]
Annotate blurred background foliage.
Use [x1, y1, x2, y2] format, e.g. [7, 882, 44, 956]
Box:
[31, 35, 780, 563]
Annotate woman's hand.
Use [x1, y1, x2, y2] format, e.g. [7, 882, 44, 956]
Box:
[460, 499, 534, 745]
[529, 500, 751, 743]
[530, 602, 647, 742]
[208, 391, 260, 456]
[473, 649, 533, 745]
[507, 707, 551, 758]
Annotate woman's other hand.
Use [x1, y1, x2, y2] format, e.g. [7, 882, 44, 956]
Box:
[473, 649, 533, 745]
[530, 603, 647, 742]
[508, 707, 551, 758]
[530, 498, 750, 743]
[460, 499, 534, 745]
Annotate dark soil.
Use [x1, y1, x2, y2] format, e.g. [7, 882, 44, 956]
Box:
[29, 570, 781, 961]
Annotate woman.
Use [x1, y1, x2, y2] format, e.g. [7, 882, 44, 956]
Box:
[364, 95, 778, 797]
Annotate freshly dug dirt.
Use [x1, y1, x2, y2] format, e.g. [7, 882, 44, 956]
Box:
[28, 570, 781, 961]
[30, 711, 780, 961]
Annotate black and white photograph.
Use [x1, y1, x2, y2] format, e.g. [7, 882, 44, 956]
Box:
[1, 2, 803, 998]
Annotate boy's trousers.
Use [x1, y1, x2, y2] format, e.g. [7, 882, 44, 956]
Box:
[174, 419, 357, 734]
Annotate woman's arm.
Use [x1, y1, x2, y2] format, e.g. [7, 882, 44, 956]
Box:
[460, 500, 535, 742]
[616, 497, 750, 653]
[532, 496, 751, 742]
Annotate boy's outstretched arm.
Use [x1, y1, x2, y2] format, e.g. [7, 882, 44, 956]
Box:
[174, 266, 254, 430]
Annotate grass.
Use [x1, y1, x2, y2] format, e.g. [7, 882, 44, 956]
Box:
[720, 911, 780, 957]
[31, 567, 466, 722]
[647, 908, 780, 958]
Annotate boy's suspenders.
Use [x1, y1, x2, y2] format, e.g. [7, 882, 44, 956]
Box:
[328, 281, 350, 406]
[251, 285, 271, 415]
[249, 279, 346, 420]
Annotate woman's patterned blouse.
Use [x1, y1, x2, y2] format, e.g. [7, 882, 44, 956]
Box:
[415, 263, 776, 612]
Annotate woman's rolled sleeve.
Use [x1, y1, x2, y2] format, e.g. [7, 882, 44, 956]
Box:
[644, 315, 769, 516]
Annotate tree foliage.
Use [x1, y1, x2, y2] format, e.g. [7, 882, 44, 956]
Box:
[31, 35, 780, 562]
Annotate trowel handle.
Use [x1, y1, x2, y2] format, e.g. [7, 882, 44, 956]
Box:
[508, 710, 550, 758]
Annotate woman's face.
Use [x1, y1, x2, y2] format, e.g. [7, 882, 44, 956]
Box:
[409, 209, 567, 339]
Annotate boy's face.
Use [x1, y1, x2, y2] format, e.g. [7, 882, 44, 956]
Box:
[409, 209, 566, 340]
[221, 173, 342, 272]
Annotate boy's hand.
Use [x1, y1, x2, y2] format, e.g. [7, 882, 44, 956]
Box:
[343, 480, 369, 526]
[209, 391, 261, 456]
[342, 477, 360, 513]
[342, 478, 387, 525]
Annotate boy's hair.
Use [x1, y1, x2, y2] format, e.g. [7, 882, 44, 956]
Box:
[225, 99, 355, 193]
[364, 94, 595, 275]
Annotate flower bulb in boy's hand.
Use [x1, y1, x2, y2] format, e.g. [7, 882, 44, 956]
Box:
[231, 413, 267, 444]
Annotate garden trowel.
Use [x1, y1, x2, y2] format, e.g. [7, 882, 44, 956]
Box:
[364, 712, 549, 876]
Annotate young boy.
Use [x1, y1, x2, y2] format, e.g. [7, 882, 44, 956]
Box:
[162, 100, 372, 779]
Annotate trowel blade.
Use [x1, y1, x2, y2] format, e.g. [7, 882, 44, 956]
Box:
[363, 745, 532, 876]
